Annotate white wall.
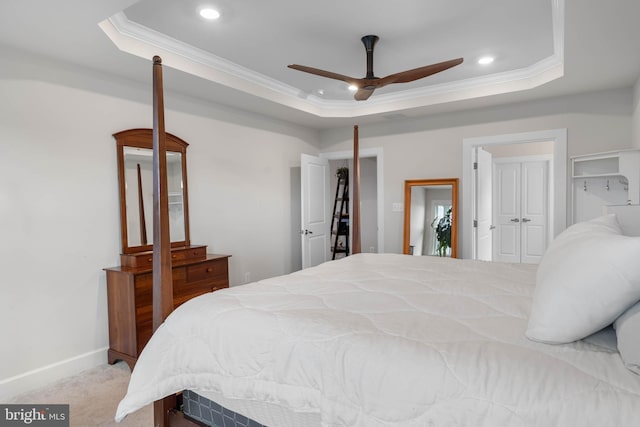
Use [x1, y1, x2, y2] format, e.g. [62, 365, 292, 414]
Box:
[320, 88, 635, 254]
[0, 53, 319, 399]
[359, 157, 378, 253]
[409, 187, 427, 254]
[633, 77, 640, 148]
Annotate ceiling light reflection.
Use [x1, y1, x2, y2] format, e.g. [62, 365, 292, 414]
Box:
[200, 8, 220, 20]
[478, 56, 495, 65]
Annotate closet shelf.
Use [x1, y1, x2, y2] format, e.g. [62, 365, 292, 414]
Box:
[571, 172, 627, 179]
[571, 149, 640, 224]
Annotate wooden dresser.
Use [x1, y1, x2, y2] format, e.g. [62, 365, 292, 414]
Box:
[105, 245, 230, 369]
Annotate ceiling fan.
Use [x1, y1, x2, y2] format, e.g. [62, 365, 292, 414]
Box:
[288, 35, 464, 101]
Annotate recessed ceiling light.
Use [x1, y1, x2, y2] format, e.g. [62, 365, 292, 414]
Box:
[478, 56, 495, 65]
[199, 8, 220, 20]
[348, 85, 358, 92]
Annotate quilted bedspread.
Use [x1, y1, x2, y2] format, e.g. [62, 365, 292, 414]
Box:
[116, 254, 640, 426]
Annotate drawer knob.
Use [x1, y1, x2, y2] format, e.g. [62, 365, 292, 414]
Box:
[172, 254, 177, 259]
[206, 268, 212, 273]
[147, 258, 152, 262]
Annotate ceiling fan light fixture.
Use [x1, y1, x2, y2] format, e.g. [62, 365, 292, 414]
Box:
[348, 85, 358, 92]
[199, 8, 220, 20]
[478, 56, 495, 65]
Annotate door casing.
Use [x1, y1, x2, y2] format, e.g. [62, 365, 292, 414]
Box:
[462, 129, 567, 260]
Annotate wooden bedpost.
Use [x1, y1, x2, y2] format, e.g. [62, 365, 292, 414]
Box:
[151, 55, 174, 331]
[151, 55, 175, 427]
[352, 125, 361, 254]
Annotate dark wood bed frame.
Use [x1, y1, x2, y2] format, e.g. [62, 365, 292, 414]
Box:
[148, 56, 362, 427]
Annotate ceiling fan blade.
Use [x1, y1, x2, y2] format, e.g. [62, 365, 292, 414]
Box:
[377, 57, 464, 86]
[288, 64, 357, 85]
[354, 87, 375, 101]
[288, 35, 462, 102]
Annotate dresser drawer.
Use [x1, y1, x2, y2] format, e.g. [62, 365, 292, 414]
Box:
[186, 259, 228, 284]
[170, 245, 207, 266]
[133, 267, 187, 308]
[124, 253, 154, 269]
[121, 245, 208, 268]
[174, 259, 229, 306]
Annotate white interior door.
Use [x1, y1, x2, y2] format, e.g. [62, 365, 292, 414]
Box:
[301, 154, 330, 269]
[520, 161, 548, 264]
[494, 160, 549, 264]
[494, 162, 521, 263]
[476, 147, 493, 260]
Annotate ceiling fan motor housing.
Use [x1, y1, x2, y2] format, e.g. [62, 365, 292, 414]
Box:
[361, 35, 379, 79]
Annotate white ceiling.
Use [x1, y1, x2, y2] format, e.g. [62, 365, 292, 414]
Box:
[1, 0, 639, 129]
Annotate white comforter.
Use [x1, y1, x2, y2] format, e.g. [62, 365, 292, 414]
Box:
[116, 254, 640, 426]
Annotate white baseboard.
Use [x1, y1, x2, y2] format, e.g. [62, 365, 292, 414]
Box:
[0, 347, 109, 402]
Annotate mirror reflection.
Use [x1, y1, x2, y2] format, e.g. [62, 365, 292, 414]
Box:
[115, 129, 190, 254]
[403, 179, 458, 258]
[123, 147, 185, 246]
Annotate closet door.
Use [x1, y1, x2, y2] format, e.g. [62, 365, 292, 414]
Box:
[520, 161, 548, 264]
[494, 162, 521, 263]
[493, 160, 549, 264]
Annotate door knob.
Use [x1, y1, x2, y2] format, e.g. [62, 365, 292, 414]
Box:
[489, 225, 496, 230]
[510, 218, 520, 223]
[300, 229, 313, 235]
[522, 218, 531, 223]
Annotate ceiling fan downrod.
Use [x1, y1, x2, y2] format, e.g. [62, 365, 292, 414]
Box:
[361, 35, 379, 80]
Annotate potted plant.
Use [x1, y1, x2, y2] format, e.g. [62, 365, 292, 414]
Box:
[336, 167, 349, 179]
[431, 207, 452, 257]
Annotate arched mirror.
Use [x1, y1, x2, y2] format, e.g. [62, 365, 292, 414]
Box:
[403, 178, 458, 258]
[115, 128, 190, 254]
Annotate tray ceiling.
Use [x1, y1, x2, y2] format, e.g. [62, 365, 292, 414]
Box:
[100, 0, 562, 118]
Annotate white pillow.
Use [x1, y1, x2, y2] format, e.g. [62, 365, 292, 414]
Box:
[614, 301, 640, 374]
[526, 214, 640, 344]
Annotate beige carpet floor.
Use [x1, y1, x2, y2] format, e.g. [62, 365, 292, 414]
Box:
[8, 362, 152, 426]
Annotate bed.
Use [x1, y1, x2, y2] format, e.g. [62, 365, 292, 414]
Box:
[115, 57, 640, 426]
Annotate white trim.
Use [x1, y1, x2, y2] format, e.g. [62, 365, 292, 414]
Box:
[493, 154, 553, 164]
[462, 129, 567, 259]
[0, 347, 108, 401]
[98, 0, 565, 118]
[569, 148, 640, 161]
[320, 148, 384, 253]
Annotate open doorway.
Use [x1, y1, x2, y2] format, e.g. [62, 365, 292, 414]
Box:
[321, 148, 384, 256]
[462, 129, 567, 260]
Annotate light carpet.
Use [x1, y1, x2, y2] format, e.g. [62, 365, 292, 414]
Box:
[9, 362, 152, 427]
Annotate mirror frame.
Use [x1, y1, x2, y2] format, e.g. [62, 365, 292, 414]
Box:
[403, 178, 458, 258]
[114, 128, 190, 254]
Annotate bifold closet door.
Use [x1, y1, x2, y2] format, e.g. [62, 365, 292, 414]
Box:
[494, 160, 548, 264]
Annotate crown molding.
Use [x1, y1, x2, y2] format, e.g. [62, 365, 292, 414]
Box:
[99, 0, 564, 118]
